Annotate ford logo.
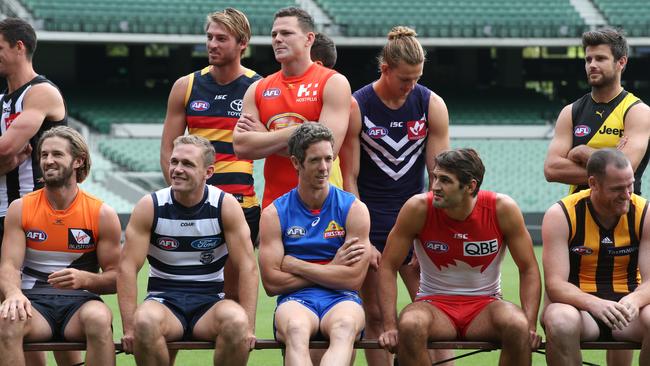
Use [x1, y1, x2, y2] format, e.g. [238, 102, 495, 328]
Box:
[191, 238, 220, 250]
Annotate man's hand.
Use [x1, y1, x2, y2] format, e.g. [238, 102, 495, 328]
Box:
[378, 328, 399, 353]
[588, 298, 634, 330]
[0, 292, 32, 321]
[245, 332, 257, 351]
[368, 246, 381, 271]
[121, 329, 135, 354]
[618, 295, 640, 323]
[567, 145, 595, 166]
[48, 268, 88, 290]
[529, 329, 542, 350]
[331, 237, 364, 266]
[236, 113, 267, 133]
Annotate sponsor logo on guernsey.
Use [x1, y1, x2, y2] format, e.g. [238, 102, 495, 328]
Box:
[607, 246, 638, 256]
[595, 110, 604, 118]
[200, 250, 215, 264]
[230, 99, 243, 112]
[425, 241, 449, 253]
[571, 246, 593, 255]
[53, 218, 64, 225]
[389, 121, 403, 128]
[368, 126, 388, 139]
[598, 124, 624, 137]
[190, 100, 210, 112]
[4, 112, 20, 129]
[267, 113, 306, 131]
[574, 125, 591, 137]
[323, 220, 345, 239]
[453, 233, 468, 239]
[407, 120, 427, 140]
[286, 226, 306, 238]
[214, 94, 227, 100]
[26, 229, 47, 242]
[463, 239, 499, 256]
[262, 88, 281, 98]
[68, 228, 95, 250]
[191, 238, 220, 250]
[180, 222, 194, 227]
[296, 83, 319, 102]
[311, 217, 321, 227]
[157, 237, 179, 250]
[601, 236, 613, 245]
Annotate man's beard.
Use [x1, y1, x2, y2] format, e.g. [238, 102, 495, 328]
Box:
[43, 164, 74, 188]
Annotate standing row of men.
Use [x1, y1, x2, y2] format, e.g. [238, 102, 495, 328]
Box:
[0, 7, 650, 366]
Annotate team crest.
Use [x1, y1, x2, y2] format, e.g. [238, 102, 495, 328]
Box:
[323, 220, 345, 239]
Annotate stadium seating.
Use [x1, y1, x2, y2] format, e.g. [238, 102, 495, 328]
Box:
[20, 0, 293, 34]
[593, 0, 650, 36]
[316, 0, 586, 37]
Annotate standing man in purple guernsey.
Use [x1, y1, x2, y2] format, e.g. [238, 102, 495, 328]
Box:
[340, 26, 449, 366]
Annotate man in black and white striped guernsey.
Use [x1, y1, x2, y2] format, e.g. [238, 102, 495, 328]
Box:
[117, 135, 258, 366]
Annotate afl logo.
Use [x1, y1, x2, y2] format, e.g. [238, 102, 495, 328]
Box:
[571, 246, 593, 255]
[191, 238, 220, 250]
[157, 237, 179, 250]
[368, 127, 388, 139]
[26, 230, 47, 242]
[425, 241, 449, 253]
[190, 100, 210, 111]
[286, 226, 306, 238]
[574, 125, 591, 137]
[262, 88, 281, 98]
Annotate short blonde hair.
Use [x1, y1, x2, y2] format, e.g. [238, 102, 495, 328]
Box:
[37, 126, 91, 183]
[378, 26, 426, 69]
[206, 7, 251, 55]
[173, 135, 215, 168]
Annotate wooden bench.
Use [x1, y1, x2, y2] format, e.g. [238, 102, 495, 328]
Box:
[23, 340, 642, 365]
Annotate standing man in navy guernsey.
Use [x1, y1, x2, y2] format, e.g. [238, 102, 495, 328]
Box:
[0, 18, 74, 366]
[259, 123, 371, 366]
[377, 149, 542, 366]
[545, 28, 650, 196]
[160, 8, 261, 304]
[340, 26, 449, 366]
[118, 135, 258, 366]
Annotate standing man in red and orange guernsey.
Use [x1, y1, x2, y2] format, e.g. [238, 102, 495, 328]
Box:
[161, 8, 261, 303]
[233, 6, 351, 207]
[543, 28, 650, 366]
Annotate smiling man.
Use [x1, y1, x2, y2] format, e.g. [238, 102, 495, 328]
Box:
[542, 149, 650, 366]
[377, 148, 541, 366]
[233, 7, 351, 208]
[119, 135, 258, 366]
[544, 28, 650, 195]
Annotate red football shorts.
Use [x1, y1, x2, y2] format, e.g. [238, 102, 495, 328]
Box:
[416, 294, 498, 339]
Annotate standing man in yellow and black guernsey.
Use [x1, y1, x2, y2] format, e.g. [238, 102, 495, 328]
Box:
[161, 8, 261, 303]
[0, 18, 78, 366]
[543, 28, 650, 365]
[0, 126, 122, 366]
[233, 7, 351, 208]
[545, 28, 650, 196]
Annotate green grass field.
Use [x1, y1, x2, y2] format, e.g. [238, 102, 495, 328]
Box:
[45, 246, 630, 365]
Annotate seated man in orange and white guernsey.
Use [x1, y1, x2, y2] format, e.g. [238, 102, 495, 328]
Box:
[233, 6, 351, 208]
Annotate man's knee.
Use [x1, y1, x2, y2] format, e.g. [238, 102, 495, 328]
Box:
[0, 319, 25, 342]
[79, 303, 113, 338]
[543, 303, 582, 339]
[133, 306, 166, 340]
[216, 305, 249, 341]
[326, 314, 361, 341]
[278, 316, 313, 342]
[398, 308, 430, 340]
[498, 308, 529, 339]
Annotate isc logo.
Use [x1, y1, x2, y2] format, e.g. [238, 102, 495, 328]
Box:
[368, 127, 387, 139]
[389, 121, 403, 128]
[574, 125, 591, 137]
[190, 100, 210, 111]
[26, 230, 47, 242]
[463, 239, 498, 256]
[262, 88, 281, 98]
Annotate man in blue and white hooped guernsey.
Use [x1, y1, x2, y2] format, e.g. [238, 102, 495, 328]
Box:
[259, 122, 371, 366]
[117, 134, 258, 366]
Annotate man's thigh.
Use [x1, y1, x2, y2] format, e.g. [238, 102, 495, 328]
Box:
[463, 299, 526, 340]
[274, 300, 320, 342]
[14, 306, 53, 342]
[612, 304, 650, 342]
[62, 299, 111, 341]
[191, 299, 247, 340]
[400, 301, 458, 340]
[320, 300, 365, 339]
[542, 302, 601, 341]
[137, 299, 185, 341]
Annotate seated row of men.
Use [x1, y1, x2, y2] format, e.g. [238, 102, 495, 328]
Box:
[1, 124, 649, 366]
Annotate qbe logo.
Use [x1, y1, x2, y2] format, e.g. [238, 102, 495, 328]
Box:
[463, 239, 499, 256]
[190, 100, 210, 111]
[574, 125, 591, 137]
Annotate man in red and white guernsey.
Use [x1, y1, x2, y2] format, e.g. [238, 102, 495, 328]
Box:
[377, 148, 542, 366]
[233, 6, 350, 208]
[0, 126, 121, 366]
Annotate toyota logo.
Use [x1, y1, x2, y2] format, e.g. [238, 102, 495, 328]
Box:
[230, 99, 243, 112]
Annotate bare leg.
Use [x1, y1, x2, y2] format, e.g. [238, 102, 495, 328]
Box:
[320, 301, 365, 366]
[132, 301, 184, 366]
[0, 307, 52, 366]
[63, 300, 115, 366]
[53, 351, 84, 366]
[274, 301, 319, 366]
[397, 302, 457, 366]
[360, 269, 392, 366]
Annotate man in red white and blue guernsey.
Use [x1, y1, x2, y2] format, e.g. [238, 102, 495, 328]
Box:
[377, 148, 542, 366]
[259, 123, 370, 366]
